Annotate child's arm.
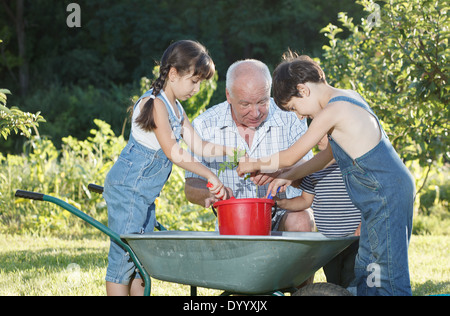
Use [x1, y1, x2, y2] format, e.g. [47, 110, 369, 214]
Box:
[284, 145, 334, 180]
[353, 223, 361, 236]
[152, 99, 225, 198]
[181, 112, 235, 158]
[266, 146, 333, 198]
[237, 104, 338, 175]
[276, 191, 314, 212]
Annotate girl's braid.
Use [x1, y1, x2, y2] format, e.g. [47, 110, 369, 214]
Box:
[152, 64, 170, 97]
[134, 64, 171, 132]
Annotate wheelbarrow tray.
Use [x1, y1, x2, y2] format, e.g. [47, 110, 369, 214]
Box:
[122, 231, 358, 294]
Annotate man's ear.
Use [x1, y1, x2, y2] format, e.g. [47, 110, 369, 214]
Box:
[225, 88, 232, 104]
[296, 83, 310, 98]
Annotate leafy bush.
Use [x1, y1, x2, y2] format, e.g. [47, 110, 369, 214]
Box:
[1, 120, 125, 236]
[321, 0, 448, 171]
[1, 119, 216, 236]
[319, 0, 449, 213]
[0, 88, 45, 140]
[18, 83, 134, 149]
[1, 69, 219, 236]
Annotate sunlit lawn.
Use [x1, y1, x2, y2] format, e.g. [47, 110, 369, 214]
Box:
[0, 234, 448, 296]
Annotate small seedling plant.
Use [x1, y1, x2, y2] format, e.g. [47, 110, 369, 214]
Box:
[218, 148, 260, 197]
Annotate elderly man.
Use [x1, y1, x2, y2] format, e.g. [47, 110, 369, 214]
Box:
[184, 59, 314, 231]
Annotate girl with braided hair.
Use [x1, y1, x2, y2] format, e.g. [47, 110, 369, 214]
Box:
[103, 40, 233, 295]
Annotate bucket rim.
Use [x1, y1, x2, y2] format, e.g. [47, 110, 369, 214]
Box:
[213, 197, 275, 208]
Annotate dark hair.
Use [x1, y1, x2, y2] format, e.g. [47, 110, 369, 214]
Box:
[136, 40, 215, 131]
[272, 50, 326, 109]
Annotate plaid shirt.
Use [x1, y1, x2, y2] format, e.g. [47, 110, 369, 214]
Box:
[185, 99, 312, 200]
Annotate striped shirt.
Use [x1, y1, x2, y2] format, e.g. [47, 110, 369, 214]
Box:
[185, 99, 312, 201]
[301, 163, 361, 237]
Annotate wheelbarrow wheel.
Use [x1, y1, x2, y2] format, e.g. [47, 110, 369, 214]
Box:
[292, 282, 353, 296]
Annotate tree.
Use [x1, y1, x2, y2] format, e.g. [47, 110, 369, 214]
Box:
[320, 0, 449, 194]
[1, 0, 28, 95]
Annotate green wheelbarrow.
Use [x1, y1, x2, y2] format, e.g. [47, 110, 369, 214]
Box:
[15, 186, 358, 296]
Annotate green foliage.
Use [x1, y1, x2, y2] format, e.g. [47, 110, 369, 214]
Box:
[320, 0, 449, 197]
[0, 119, 217, 235]
[0, 0, 364, 90]
[0, 88, 45, 140]
[1, 120, 125, 236]
[218, 148, 247, 177]
[412, 160, 450, 235]
[1, 1, 363, 152]
[18, 83, 134, 149]
[1, 1, 448, 236]
[1, 67, 219, 235]
[157, 165, 216, 231]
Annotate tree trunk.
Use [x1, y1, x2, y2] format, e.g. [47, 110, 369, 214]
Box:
[1, 0, 29, 95]
[16, 0, 28, 95]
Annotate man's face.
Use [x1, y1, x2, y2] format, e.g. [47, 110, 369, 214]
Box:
[226, 76, 270, 129]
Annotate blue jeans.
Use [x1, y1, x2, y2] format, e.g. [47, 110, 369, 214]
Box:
[327, 95, 415, 295]
[103, 136, 172, 285]
[338, 139, 415, 296]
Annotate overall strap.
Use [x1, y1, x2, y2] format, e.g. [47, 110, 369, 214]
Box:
[328, 95, 387, 138]
[328, 96, 371, 113]
[135, 89, 183, 120]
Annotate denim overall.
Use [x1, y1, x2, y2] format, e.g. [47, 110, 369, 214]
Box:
[327, 96, 415, 296]
[103, 89, 183, 284]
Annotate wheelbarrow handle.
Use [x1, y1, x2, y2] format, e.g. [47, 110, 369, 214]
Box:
[14, 188, 152, 296]
[15, 189, 122, 244]
[15, 190, 44, 201]
[88, 183, 104, 194]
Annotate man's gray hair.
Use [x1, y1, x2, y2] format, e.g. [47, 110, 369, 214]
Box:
[226, 59, 272, 95]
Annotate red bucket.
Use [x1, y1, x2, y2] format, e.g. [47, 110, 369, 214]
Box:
[213, 197, 274, 235]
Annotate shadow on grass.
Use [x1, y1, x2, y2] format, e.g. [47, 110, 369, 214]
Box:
[0, 247, 108, 273]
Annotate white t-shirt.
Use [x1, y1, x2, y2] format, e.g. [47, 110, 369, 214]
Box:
[131, 90, 184, 150]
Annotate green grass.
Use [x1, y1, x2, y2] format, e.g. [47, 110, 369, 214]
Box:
[0, 234, 448, 296]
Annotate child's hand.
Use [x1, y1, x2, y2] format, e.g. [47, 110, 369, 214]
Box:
[206, 177, 226, 200]
[266, 178, 291, 198]
[236, 155, 259, 177]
